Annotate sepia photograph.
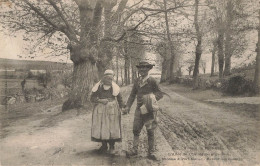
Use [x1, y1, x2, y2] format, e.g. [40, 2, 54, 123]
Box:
[0, 0, 259, 165]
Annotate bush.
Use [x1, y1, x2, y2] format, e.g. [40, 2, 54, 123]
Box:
[47, 70, 72, 88]
[37, 72, 52, 88]
[223, 75, 254, 95]
[27, 71, 34, 78]
[23, 86, 69, 103]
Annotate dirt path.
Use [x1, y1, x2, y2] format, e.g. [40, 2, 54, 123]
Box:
[0, 85, 259, 166]
[0, 86, 173, 166]
[158, 85, 259, 166]
[0, 105, 133, 165]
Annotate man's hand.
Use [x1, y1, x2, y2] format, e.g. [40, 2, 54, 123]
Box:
[98, 99, 109, 105]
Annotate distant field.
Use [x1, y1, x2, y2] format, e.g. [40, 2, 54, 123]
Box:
[0, 58, 73, 71]
[0, 78, 41, 96]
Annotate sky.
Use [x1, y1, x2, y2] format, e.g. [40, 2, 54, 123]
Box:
[0, 32, 22, 59]
[0, 30, 71, 63]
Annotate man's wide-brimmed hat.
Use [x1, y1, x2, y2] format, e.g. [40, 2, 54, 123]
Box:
[136, 60, 155, 69]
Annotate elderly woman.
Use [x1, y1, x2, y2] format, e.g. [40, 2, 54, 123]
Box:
[90, 70, 124, 154]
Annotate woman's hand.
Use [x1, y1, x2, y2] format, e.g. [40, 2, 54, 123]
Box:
[98, 99, 109, 105]
[122, 106, 130, 115]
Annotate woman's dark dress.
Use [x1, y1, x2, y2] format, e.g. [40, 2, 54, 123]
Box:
[90, 85, 124, 142]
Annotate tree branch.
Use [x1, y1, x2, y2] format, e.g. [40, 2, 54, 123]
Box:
[141, 5, 194, 13]
[47, 0, 77, 39]
[113, 0, 128, 19]
[121, 8, 141, 24]
[22, 0, 60, 30]
[72, 0, 81, 7]
[102, 10, 160, 43]
[31, 30, 55, 52]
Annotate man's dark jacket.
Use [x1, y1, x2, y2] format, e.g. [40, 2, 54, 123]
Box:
[126, 76, 163, 109]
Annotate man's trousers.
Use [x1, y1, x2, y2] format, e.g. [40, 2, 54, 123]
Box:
[132, 94, 159, 154]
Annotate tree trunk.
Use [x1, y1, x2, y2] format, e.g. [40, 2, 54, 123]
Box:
[127, 60, 131, 85]
[163, 0, 175, 83]
[169, 52, 176, 83]
[123, 37, 131, 85]
[177, 67, 182, 76]
[62, 1, 102, 111]
[223, 28, 232, 76]
[193, 43, 202, 79]
[121, 67, 124, 86]
[217, 30, 224, 79]
[116, 55, 119, 84]
[224, 55, 231, 76]
[124, 60, 128, 85]
[214, 59, 218, 73]
[160, 58, 170, 82]
[60, 0, 129, 110]
[62, 59, 99, 111]
[223, 1, 233, 76]
[254, 9, 260, 94]
[211, 41, 217, 76]
[255, 48, 260, 94]
[192, 0, 202, 89]
[96, 61, 105, 78]
[193, 40, 202, 89]
[132, 64, 137, 83]
[124, 57, 130, 85]
[96, 1, 115, 73]
[130, 55, 138, 83]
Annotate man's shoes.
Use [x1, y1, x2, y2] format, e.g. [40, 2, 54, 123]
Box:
[147, 154, 158, 161]
[126, 149, 138, 158]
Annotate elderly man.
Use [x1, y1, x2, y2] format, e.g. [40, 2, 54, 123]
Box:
[123, 60, 163, 160]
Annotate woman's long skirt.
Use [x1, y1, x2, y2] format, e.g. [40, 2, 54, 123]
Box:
[91, 100, 122, 142]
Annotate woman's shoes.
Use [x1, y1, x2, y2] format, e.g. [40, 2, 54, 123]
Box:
[98, 145, 116, 155]
[97, 142, 117, 155]
[97, 145, 108, 153]
[109, 146, 116, 155]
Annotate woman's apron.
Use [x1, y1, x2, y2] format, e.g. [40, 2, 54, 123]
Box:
[91, 100, 121, 142]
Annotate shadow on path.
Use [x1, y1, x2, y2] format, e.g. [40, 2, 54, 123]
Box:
[76, 149, 130, 165]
